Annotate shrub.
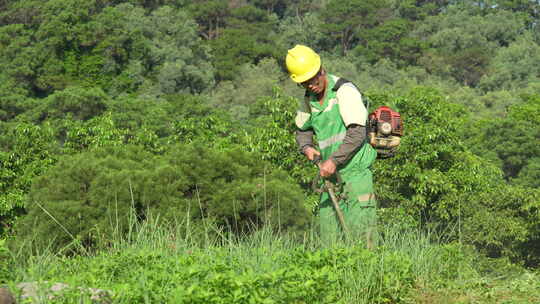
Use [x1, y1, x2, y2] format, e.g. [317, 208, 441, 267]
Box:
[15, 143, 311, 252]
[0, 239, 12, 283]
[0, 122, 58, 236]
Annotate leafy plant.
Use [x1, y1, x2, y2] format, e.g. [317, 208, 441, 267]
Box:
[15, 143, 311, 252]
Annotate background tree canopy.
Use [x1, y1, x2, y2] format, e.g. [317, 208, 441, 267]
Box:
[1, 0, 539, 266]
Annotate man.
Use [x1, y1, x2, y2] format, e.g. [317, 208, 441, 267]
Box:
[285, 45, 377, 246]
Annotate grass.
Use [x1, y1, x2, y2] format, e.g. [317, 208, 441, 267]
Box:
[2, 217, 540, 303]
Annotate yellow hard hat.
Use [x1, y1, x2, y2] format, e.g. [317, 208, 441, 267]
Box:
[286, 45, 321, 83]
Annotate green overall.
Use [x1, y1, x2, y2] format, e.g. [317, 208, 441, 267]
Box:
[296, 74, 377, 246]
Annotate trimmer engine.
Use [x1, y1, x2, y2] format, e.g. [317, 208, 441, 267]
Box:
[368, 106, 403, 158]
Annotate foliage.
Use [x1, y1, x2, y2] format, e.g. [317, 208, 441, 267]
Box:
[369, 88, 540, 264]
[208, 4, 283, 81]
[320, 0, 388, 54]
[186, 0, 230, 40]
[353, 17, 426, 67]
[106, 93, 241, 152]
[391, 0, 451, 21]
[371, 88, 483, 221]
[16, 86, 109, 123]
[0, 238, 13, 284]
[462, 184, 540, 266]
[138, 5, 216, 95]
[276, 13, 328, 53]
[15, 144, 311, 252]
[0, 122, 57, 235]
[465, 94, 540, 184]
[7, 221, 507, 304]
[0, 91, 241, 232]
[0, 75, 37, 121]
[1, 0, 539, 269]
[413, 6, 526, 86]
[479, 32, 540, 91]
[283, 246, 415, 303]
[245, 93, 315, 188]
[8, 221, 540, 303]
[0, 1, 214, 97]
[210, 58, 300, 123]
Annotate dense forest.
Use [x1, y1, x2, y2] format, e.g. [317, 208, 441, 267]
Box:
[0, 0, 539, 301]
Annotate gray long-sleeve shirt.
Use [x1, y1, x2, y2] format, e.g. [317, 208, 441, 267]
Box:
[296, 124, 367, 166]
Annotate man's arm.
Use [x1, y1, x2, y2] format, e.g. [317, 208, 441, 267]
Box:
[330, 124, 366, 166]
[295, 129, 314, 154]
[296, 129, 321, 161]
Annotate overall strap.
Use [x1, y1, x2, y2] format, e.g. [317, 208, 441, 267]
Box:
[332, 78, 369, 110]
[332, 78, 353, 92]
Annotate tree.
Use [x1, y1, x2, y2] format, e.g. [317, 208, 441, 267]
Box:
[210, 58, 300, 123]
[392, 0, 452, 20]
[513, 158, 540, 188]
[320, 0, 389, 55]
[493, 0, 540, 28]
[281, 0, 323, 18]
[17, 86, 109, 123]
[0, 0, 47, 27]
[413, 6, 527, 86]
[0, 123, 57, 235]
[0, 1, 215, 98]
[187, 0, 230, 40]
[276, 13, 328, 53]
[461, 183, 540, 265]
[143, 5, 216, 95]
[208, 4, 282, 81]
[15, 144, 311, 251]
[245, 93, 316, 189]
[465, 94, 540, 185]
[250, 0, 289, 17]
[370, 88, 539, 263]
[353, 17, 426, 67]
[479, 33, 540, 91]
[0, 71, 38, 121]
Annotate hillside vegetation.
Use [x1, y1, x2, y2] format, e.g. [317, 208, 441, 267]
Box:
[0, 0, 539, 302]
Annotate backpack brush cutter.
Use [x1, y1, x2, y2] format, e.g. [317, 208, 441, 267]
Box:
[368, 106, 403, 158]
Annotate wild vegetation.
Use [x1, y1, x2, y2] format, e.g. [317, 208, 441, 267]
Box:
[4, 220, 540, 303]
[1, 0, 539, 302]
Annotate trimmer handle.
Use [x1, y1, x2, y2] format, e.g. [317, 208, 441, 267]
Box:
[311, 155, 343, 186]
[310, 154, 349, 235]
[312, 154, 322, 165]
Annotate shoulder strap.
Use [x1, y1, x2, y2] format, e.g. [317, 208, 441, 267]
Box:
[332, 78, 369, 110]
[332, 78, 354, 92]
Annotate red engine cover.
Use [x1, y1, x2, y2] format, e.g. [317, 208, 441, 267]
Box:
[369, 106, 403, 136]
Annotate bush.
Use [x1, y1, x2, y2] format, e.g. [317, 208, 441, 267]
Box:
[0, 239, 12, 283]
[0, 122, 58, 236]
[245, 94, 318, 189]
[367, 88, 540, 264]
[462, 185, 540, 266]
[15, 143, 311, 252]
[284, 246, 415, 303]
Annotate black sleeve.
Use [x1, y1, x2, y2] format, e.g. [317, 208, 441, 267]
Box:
[329, 124, 366, 166]
[295, 129, 314, 154]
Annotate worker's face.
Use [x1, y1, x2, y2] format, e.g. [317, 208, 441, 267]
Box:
[301, 71, 326, 95]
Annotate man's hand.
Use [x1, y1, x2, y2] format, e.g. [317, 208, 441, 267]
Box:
[303, 146, 321, 161]
[319, 159, 336, 177]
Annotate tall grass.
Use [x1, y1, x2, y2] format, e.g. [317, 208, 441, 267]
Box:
[6, 211, 517, 304]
